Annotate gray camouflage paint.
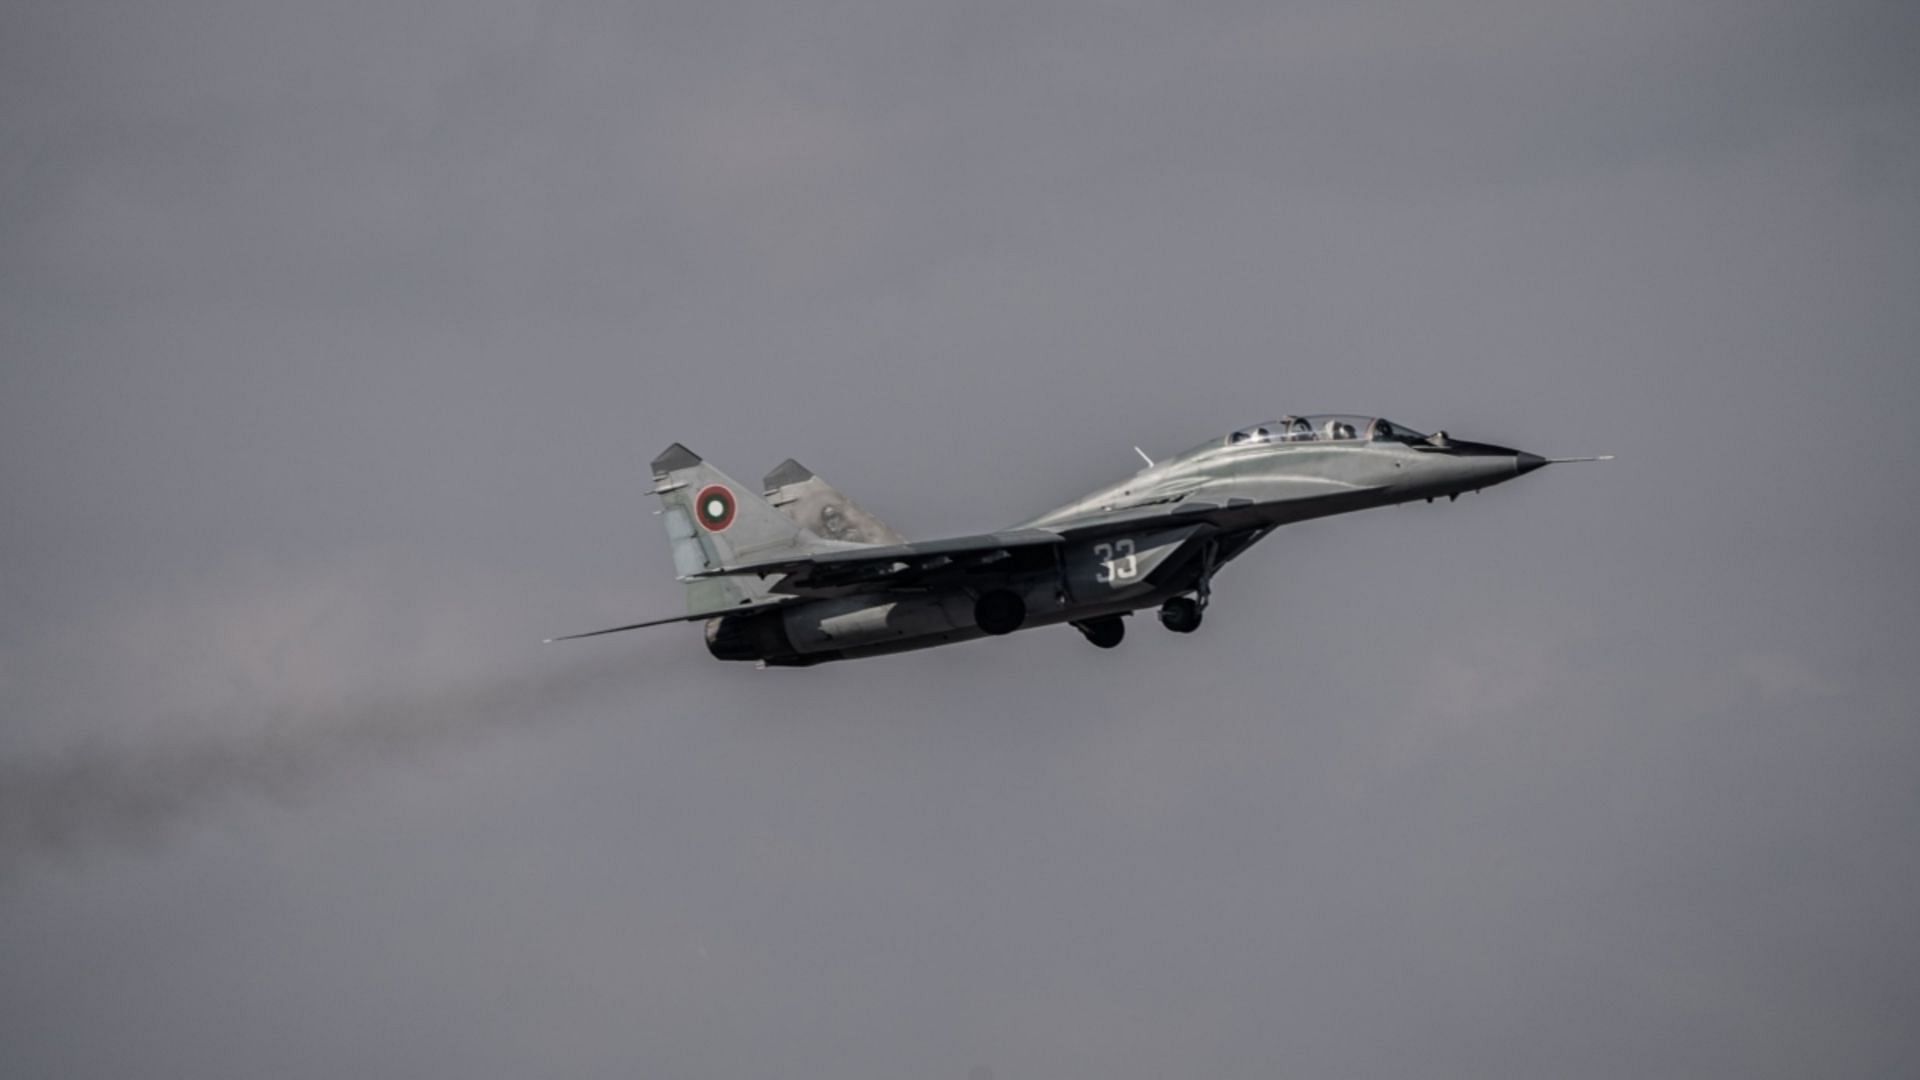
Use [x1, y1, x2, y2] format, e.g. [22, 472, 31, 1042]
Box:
[763, 460, 909, 546]
[5, 2, 1918, 1077]
[623, 421, 1568, 664]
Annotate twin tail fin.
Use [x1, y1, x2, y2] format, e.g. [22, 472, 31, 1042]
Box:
[552, 444, 906, 638]
[761, 459, 908, 547]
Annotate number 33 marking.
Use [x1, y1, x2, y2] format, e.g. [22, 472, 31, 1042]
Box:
[1094, 539, 1138, 585]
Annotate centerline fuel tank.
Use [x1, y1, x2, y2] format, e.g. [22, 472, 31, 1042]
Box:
[704, 524, 1215, 666]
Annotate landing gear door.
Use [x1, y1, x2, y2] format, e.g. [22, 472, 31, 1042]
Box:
[1062, 525, 1211, 601]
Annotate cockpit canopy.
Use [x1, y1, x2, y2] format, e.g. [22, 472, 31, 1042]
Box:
[1222, 415, 1428, 447]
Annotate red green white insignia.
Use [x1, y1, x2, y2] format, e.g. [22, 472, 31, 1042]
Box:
[695, 485, 736, 531]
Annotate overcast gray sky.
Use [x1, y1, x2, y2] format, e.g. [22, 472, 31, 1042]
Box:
[3, 2, 1918, 1077]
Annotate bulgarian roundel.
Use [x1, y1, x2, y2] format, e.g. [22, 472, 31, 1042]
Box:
[694, 485, 736, 532]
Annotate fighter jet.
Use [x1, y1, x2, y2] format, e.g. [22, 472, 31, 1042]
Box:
[549, 415, 1607, 666]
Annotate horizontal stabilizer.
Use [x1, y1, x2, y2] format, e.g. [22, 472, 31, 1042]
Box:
[544, 612, 699, 643]
[544, 601, 787, 643]
[685, 528, 1065, 596]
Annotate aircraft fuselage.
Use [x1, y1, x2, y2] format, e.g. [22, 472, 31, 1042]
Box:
[708, 427, 1547, 666]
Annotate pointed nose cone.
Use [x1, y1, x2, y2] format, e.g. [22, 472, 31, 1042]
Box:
[1515, 451, 1547, 476]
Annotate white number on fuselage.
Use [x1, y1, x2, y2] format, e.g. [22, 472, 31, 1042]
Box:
[1094, 538, 1138, 585]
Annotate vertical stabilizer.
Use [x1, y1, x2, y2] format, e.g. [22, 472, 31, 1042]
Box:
[762, 459, 909, 546]
[650, 444, 834, 615]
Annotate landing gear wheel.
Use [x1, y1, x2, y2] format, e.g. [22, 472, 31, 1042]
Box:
[1073, 616, 1126, 649]
[1159, 596, 1202, 634]
[974, 590, 1027, 635]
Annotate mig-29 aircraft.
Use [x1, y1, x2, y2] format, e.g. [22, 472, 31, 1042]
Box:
[549, 416, 1607, 666]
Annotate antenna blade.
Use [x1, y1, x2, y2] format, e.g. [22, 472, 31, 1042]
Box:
[1133, 446, 1155, 468]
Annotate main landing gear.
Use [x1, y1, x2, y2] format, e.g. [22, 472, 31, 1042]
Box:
[1072, 616, 1126, 649]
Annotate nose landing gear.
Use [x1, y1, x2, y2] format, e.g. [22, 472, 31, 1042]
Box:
[1158, 596, 1203, 634]
[1159, 539, 1216, 634]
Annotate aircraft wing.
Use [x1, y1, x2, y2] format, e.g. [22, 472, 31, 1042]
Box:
[688, 528, 1065, 595]
[1036, 481, 1393, 540]
[687, 482, 1389, 597]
